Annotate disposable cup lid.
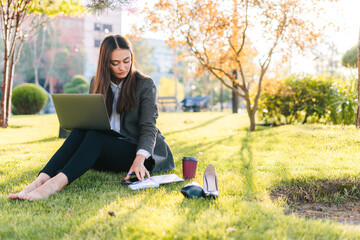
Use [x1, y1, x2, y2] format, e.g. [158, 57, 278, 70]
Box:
[182, 157, 198, 161]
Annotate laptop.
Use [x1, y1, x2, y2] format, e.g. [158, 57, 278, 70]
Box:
[52, 94, 125, 137]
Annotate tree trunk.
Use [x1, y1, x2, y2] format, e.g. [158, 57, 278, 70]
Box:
[220, 82, 223, 112]
[232, 70, 239, 113]
[0, 58, 16, 127]
[232, 82, 239, 113]
[0, 61, 10, 128]
[245, 96, 256, 131]
[356, 27, 360, 128]
[249, 111, 255, 131]
[44, 22, 58, 94]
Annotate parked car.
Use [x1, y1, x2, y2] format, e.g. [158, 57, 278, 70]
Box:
[181, 96, 210, 112]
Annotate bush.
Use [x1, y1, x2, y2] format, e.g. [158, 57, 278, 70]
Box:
[12, 83, 48, 114]
[327, 77, 357, 125]
[258, 75, 356, 125]
[64, 75, 89, 93]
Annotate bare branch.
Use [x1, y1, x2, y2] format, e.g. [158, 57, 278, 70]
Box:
[207, 67, 246, 98]
[238, 0, 249, 55]
[14, 36, 25, 64]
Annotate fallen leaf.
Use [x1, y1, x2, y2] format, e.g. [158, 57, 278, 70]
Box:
[226, 227, 237, 233]
[304, 191, 311, 202]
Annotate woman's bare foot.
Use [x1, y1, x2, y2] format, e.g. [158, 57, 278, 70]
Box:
[21, 172, 68, 201]
[8, 173, 51, 200]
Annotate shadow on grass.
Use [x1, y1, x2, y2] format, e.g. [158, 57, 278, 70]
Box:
[21, 137, 59, 145]
[177, 198, 212, 230]
[3, 176, 127, 239]
[61, 179, 185, 238]
[62, 178, 212, 239]
[239, 131, 254, 200]
[170, 132, 240, 160]
[0, 168, 43, 192]
[0, 137, 60, 149]
[163, 114, 228, 136]
[244, 124, 281, 132]
[8, 124, 32, 129]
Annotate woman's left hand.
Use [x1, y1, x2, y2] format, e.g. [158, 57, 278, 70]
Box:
[125, 154, 151, 181]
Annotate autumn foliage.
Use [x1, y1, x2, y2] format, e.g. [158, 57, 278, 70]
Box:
[137, 0, 337, 131]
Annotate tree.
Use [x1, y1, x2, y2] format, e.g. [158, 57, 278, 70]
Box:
[64, 75, 89, 93]
[158, 77, 184, 100]
[28, 17, 48, 86]
[84, 0, 132, 13]
[310, 36, 339, 75]
[342, 45, 357, 68]
[0, 0, 83, 128]
[132, 38, 156, 75]
[15, 20, 85, 94]
[136, 0, 336, 131]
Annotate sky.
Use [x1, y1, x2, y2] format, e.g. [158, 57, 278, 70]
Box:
[331, 0, 360, 53]
[120, 0, 360, 74]
[290, 0, 360, 74]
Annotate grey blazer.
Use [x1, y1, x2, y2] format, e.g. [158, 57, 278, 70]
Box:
[89, 72, 175, 172]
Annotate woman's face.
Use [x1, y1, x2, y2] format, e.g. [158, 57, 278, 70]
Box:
[109, 48, 132, 79]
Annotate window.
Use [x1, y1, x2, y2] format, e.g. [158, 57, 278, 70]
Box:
[103, 24, 112, 33]
[94, 39, 101, 48]
[94, 23, 101, 31]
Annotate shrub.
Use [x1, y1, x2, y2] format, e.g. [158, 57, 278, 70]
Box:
[258, 75, 356, 125]
[12, 83, 48, 114]
[285, 75, 333, 124]
[258, 78, 288, 125]
[327, 77, 357, 125]
[64, 75, 89, 93]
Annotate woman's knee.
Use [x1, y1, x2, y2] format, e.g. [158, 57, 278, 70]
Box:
[71, 129, 86, 136]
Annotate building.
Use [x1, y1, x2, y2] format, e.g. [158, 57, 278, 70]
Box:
[53, 11, 122, 82]
[82, 11, 122, 80]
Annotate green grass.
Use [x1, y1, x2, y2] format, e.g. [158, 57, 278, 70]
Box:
[1, 113, 360, 239]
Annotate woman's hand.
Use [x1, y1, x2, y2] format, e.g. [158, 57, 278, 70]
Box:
[125, 154, 151, 181]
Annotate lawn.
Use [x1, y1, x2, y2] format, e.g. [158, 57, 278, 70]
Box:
[1, 112, 360, 239]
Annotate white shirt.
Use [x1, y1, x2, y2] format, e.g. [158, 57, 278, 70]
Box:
[109, 81, 151, 159]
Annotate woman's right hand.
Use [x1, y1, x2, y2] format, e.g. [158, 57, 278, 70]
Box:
[124, 154, 150, 181]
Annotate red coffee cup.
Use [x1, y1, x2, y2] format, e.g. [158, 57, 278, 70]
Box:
[182, 157, 198, 179]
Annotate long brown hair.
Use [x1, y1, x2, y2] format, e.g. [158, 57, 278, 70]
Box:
[92, 35, 137, 115]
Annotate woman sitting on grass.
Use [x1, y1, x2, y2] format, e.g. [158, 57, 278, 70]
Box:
[8, 35, 175, 201]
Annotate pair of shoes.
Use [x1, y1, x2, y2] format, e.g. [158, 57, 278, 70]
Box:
[180, 164, 219, 199]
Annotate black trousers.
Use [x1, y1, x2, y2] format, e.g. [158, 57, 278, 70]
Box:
[40, 129, 150, 184]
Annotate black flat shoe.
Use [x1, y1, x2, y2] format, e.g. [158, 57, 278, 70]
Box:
[203, 164, 219, 199]
[180, 182, 205, 199]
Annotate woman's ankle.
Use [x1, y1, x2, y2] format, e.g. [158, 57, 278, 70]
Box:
[37, 173, 51, 184]
[52, 172, 69, 192]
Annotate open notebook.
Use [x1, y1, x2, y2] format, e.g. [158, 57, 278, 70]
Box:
[128, 174, 184, 190]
